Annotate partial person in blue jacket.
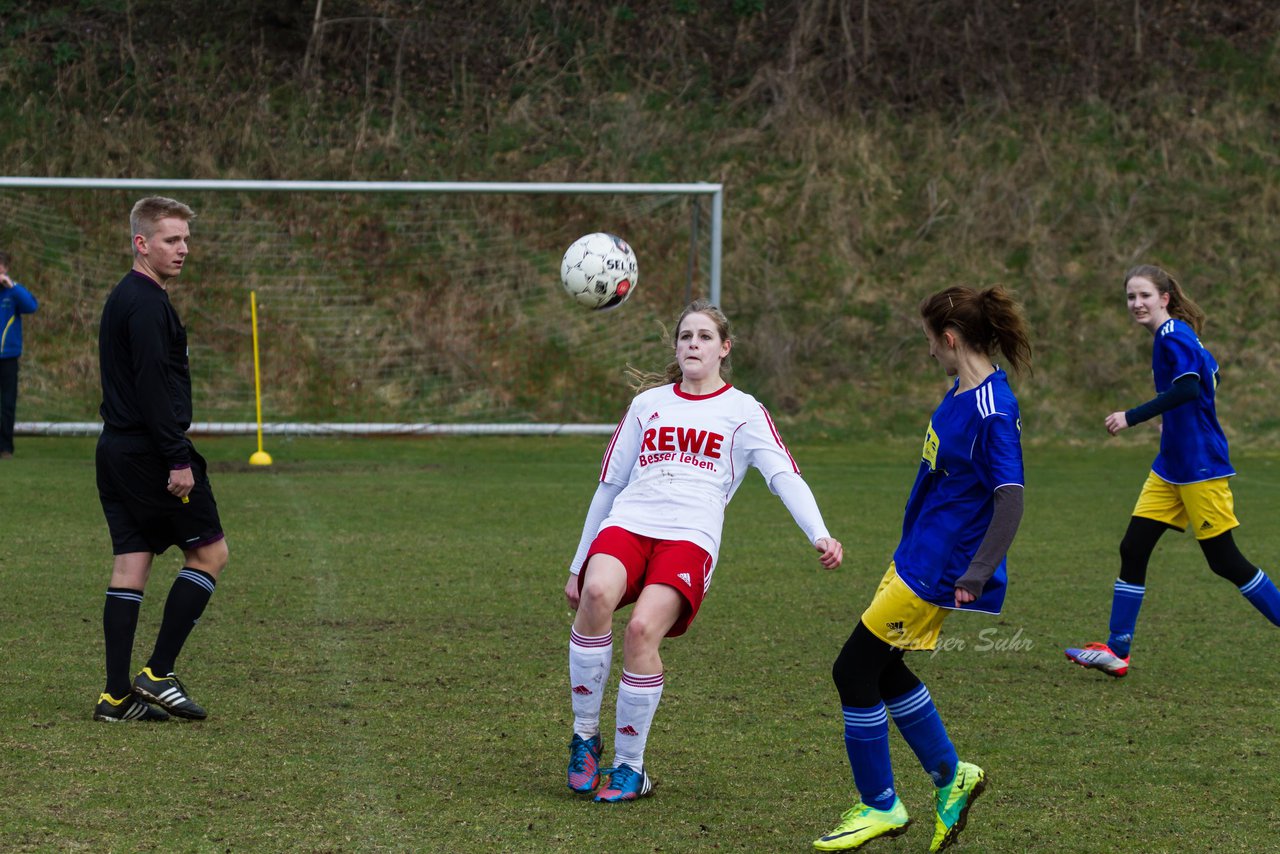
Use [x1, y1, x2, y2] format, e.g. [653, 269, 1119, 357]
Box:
[0, 250, 39, 458]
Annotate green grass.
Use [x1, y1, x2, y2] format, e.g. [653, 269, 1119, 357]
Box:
[1, 436, 1277, 852]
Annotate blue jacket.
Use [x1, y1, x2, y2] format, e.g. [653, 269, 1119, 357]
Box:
[0, 283, 38, 359]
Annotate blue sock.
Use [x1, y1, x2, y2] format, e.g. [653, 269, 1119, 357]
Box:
[1107, 579, 1145, 658]
[1239, 569, 1280, 626]
[841, 703, 896, 810]
[886, 683, 958, 787]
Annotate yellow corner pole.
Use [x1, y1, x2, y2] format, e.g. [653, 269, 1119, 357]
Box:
[248, 290, 273, 466]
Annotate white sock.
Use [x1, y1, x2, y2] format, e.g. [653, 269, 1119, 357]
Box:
[569, 629, 613, 738]
[612, 670, 664, 769]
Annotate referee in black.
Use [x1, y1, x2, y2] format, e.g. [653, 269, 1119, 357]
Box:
[93, 196, 229, 722]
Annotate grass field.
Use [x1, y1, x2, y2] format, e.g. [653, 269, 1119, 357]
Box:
[1, 435, 1277, 853]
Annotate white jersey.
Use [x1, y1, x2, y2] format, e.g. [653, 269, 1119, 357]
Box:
[595, 382, 804, 567]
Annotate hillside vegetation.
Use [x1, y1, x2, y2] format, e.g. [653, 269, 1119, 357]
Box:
[1, 0, 1278, 440]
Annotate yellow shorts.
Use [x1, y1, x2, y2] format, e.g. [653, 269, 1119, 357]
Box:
[1132, 472, 1239, 540]
[860, 563, 948, 651]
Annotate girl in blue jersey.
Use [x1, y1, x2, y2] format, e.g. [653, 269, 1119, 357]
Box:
[1065, 265, 1280, 678]
[814, 285, 1031, 854]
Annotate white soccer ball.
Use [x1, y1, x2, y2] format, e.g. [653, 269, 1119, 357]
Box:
[560, 232, 638, 311]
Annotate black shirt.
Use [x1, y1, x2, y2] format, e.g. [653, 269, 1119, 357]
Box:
[98, 270, 192, 466]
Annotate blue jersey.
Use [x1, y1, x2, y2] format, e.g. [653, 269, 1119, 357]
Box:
[893, 369, 1023, 614]
[1150, 318, 1233, 484]
[0, 282, 39, 359]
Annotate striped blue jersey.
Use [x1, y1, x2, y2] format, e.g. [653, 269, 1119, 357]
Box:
[1150, 318, 1233, 484]
[893, 369, 1023, 613]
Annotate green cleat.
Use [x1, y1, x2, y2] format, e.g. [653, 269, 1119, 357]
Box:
[930, 761, 986, 852]
[813, 797, 910, 851]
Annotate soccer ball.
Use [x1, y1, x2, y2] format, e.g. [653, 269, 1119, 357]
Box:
[560, 232, 638, 311]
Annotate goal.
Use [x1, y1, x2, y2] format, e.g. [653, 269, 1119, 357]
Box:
[0, 177, 722, 435]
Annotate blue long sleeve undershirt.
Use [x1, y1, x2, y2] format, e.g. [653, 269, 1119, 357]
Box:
[1125, 373, 1200, 426]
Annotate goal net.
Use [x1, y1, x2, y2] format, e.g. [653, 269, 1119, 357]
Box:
[0, 179, 721, 434]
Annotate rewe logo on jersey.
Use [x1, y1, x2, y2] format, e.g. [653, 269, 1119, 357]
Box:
[641, 426, 725, 458]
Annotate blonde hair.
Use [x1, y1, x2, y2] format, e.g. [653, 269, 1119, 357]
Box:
[626, 299, 733, 392]
[919, 285, 1033, 375]
[1123, 264, 1206, 334]
[130, 197, 195, 255]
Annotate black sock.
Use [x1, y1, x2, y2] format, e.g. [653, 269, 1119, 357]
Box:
[103, 588, 143, 698]
[146, 568, 216, 676]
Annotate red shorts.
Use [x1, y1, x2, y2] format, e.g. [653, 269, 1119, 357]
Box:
[581, 526, 713, 638]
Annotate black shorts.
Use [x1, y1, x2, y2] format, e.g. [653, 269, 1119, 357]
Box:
[96, 431, 224, 555]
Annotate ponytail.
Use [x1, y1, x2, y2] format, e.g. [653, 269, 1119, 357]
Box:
[919, 285, 1033, 375]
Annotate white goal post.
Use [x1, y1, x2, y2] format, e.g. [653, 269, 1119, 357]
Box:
[0, 176, 723, 436]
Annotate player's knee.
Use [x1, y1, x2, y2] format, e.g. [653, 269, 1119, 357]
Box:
[187, 537, 229, 576]
[834, 671, 879, 708]
[832, 643, 853, 684]
[579, 574, 614, 608]
[878, 660, 919, 700]
[1200, 534, 1255, 585]
[1119, 517, 1165, 570]
[1118, 533, 1142, 565]
[832, 647, 880, 707]
[110, 553, 153, 589]
[208, 538, 229, 571]
[579, 583, 625, 629]
[623, 613, 660, 649]
[1207, 560, 1249, 584]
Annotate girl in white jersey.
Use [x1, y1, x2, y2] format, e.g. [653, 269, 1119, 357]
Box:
[563, 299, 844, 803]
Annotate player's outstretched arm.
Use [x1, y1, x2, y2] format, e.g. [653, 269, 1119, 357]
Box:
[769, 471, 840, 570]
[1109, 373, 1200, 435]
[563, 481, 624, 608]
[813, 536, 843, 570]
[953, 485, 1024, 606]
[1104, 411, 1130, 435]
